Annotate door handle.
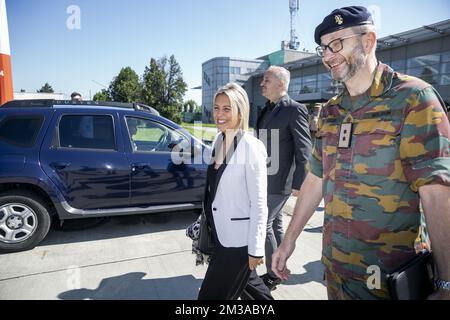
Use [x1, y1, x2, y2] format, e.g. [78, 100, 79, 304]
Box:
[132, 163, 149, 171]
[49, 162, 70, 170]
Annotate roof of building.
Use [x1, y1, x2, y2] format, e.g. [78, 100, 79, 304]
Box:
[201, 56, 266, 66]
[250, 19, 450, 76]
[376, 19, 449, 49]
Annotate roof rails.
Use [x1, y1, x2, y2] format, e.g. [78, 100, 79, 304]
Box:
[1, 99, 55, 108]
[133, 102, 160, 115]
[1, 99, 160, 116]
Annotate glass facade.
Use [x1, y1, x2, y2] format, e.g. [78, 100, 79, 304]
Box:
[202, 58, 266, 122]
[406, 53, 440, 86]
[440, 51, 450, 86]
[388, 51, 450, 88]
[287, 73, 336, 95]
[317, 73, 334, 93]
[203, 23, 449, 126]
[288, 78, 302, 96]
[390, 59, 406, 73]
[286, 50, 450, 99]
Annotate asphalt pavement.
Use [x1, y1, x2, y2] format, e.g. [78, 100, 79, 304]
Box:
[0, 197, 327, 300]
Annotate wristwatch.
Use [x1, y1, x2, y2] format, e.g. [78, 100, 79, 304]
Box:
[435, 279, 450, 291]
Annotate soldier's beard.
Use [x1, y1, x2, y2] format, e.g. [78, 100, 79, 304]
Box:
[331, 44, 367, 82]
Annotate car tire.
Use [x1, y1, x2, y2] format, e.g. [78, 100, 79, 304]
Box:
[0, 191, 51, 253]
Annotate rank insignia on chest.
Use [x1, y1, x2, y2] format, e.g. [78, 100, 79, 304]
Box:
[338, 122, 353, 148]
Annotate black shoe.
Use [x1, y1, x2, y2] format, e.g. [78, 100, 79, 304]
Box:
[261, 273, 282, 291]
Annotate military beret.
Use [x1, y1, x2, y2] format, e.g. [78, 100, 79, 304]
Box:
[315, 6, 374, 45]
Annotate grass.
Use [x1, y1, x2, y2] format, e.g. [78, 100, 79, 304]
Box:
[133, 125, 217, 142]
[133, 127, 163, 141]
[134, 124, 255, 143]
[181, 122, 217, 128]
[182, 125, 217, 142]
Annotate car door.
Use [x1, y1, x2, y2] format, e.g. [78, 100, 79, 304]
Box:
[40, 110, 131, 210]
[123, 115, 206, 206]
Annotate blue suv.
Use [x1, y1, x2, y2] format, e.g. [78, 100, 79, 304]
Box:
[0, 100, 210, 253]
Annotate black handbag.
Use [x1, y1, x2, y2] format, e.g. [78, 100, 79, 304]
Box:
[198, 210, 215, 255]
[386, 250, 435, 300]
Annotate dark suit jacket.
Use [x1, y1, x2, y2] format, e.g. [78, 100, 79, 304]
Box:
[256, 95, 312, 195]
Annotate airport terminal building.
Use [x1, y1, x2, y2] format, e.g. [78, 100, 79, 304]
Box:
[201, 19, 450, 126]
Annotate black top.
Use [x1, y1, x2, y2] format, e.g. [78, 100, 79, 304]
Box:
[258, 100, 277, 129]
[204, 164, 225, 239]
[207, 165, 224, 209]
[203, 132, 243, 241]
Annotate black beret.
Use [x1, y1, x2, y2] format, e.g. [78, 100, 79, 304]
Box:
[314, 6, 373, 45]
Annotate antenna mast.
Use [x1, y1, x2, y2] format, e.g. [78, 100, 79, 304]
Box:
[288, 0, 300, 50]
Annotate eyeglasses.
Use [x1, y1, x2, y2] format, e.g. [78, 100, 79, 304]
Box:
[316, 33, 366, 57]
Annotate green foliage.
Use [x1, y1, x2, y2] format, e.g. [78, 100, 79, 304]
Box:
[142, 58, 165, 107]
[108, 67, 142, 102]
[183, 99, 200, 113]
[142, 55, 187, 123]
[92, 55, 188, 124]
[182, 100, 202, 123]
[37, 83, 54, 93]
[92, 89, 110, 101]
[159, 104, 182, 124]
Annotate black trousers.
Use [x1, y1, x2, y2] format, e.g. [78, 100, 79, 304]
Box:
[265, 194, 290, 278]
[198, 241, 273, 300]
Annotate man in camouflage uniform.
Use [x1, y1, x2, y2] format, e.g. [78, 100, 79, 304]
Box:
[272, 6, 450, 300]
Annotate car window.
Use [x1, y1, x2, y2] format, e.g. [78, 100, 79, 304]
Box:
[126, 117, 189, 152]
[59, 115, 116, 150]
[0, 115, 44, 147]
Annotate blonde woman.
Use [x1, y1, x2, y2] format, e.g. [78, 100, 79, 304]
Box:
[198, 83, 273, 300]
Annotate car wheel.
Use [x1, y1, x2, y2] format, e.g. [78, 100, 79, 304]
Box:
[0, 191, 51, 253]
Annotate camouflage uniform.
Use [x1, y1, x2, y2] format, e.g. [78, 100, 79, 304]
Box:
[309, 62, 450, 299]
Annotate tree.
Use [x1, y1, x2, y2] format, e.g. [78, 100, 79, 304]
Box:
[142, 58, 166, 107]
[183, 99, 199, 113]
[183, 99, 202, 123]
[142, 55, 187, 123]
[108, 67, 142, 103]
[37, 83, 54, 93]
[165, 55, 187, 107]
[93, 89, 110, 102]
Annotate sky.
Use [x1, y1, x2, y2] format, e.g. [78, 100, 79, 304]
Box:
[4, 0, 450, 104]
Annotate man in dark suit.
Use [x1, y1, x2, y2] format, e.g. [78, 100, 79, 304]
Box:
[256, 66, 312, 290]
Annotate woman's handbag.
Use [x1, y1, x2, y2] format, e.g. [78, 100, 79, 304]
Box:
[198, 210, 215, 256]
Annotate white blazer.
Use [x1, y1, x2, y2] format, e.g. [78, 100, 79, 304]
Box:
[209, 132, 268, 257]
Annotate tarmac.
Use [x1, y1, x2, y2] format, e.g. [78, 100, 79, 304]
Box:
[0, 197, 327, 300]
